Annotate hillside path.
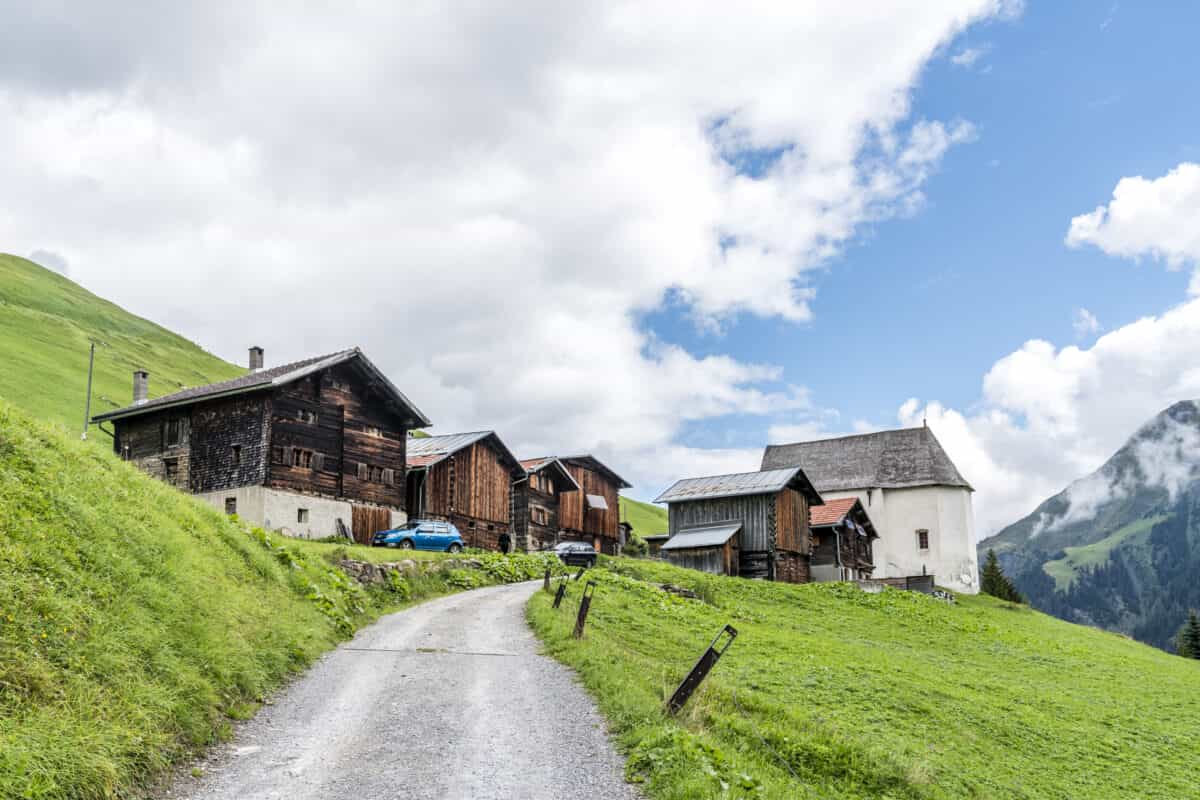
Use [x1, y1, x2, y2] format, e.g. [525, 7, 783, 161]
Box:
[163, 581, 639, 800]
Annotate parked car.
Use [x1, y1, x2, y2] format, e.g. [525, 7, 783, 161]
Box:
[554, 540, 597, 567]
[373, 520, 464, 552]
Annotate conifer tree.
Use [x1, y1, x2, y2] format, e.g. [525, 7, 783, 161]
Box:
[980, 549, 1024, 603]
[1177, 611, 1200, 659]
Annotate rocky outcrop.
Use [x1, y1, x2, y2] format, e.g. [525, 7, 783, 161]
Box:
[337, 557, 485, 586]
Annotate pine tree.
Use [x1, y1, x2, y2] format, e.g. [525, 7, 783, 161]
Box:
[981, 549, 1024, 604]
[1177, 611, 1200, 659]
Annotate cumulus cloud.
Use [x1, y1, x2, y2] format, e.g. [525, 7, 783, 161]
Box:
[0, 2, 1015, 495]
[1066, 162, 1200, 293]
[900, 297, 1200, 537]
[1073, 307, 1101, 338]
[950, 45, 988, 67]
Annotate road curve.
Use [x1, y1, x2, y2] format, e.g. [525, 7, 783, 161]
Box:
[164, 581, 639, 800]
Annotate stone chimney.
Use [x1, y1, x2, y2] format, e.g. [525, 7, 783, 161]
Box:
[249, 346, 264, 372]
[133, 370, 149, 405]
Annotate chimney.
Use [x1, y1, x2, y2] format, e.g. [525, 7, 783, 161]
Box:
[249, 346, 264, 372]
[133, 370, 149, 405]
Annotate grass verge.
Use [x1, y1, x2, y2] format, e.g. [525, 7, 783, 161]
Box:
[528, 558, 1200, 799]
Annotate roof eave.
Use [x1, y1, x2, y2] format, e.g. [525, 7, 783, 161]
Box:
[92, 381, 272, 423]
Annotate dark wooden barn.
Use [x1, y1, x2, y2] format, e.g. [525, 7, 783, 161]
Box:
[659, 522, 741, 576]
[654, 467, 824, 582]
[404, 431, 524, 551]
[92, 347, 430, 542]
[809, 496, 878, 581]
[513, 457, 581, 552]
[557, 455, 632, 555]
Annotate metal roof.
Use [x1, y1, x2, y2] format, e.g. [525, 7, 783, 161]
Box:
[92, 348, 431, 427]
[761, 426, 972, 492]
[661, 522, 743, 551]
[405, 430, 523, 475]
[653, 466, 823, 505]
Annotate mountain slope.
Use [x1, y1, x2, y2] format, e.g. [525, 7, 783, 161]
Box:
[981, 400, 1200, 649]
[0, 253, 242, 437]
[620, 496, 668, 536]
[530, 558, 1200, 799]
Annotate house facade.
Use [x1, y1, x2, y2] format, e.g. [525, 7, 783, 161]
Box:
[653, 467, 824, 582]
[513, 457, 581, 552]
[556, 455, 632, 555]
[404, 431, 524, 551]
[809, 497, 878, 582]
[92, 347, 430, 541]
[762, 426, 979, 593]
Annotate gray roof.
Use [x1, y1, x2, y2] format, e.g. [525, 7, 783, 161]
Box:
[93, 348, 431, 426]
[661, 522, 743, 550]
[406, 430, 523, 475]
[518, 457, 582, 492]
[761, 426, 972, 492]
[653, 466, 823, 505]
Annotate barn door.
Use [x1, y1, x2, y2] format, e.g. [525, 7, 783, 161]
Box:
[351, 504, 392, 545]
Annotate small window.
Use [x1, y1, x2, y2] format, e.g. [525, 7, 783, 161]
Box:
[292, 449, 314, 468]
[916, 529, 930, 550]
[296, 409, 317, 425]
[297, 508, 310, 523]
[164, 457, 180, 483]
[165, 419, 183, 447]
[543, 477, 553, 494]
[232, 445, 242, 466]
[532, 507, 547, 525]
[529, 474, 539, 491]
[363, 425, 383, 438]
[224, 497, 237, 515]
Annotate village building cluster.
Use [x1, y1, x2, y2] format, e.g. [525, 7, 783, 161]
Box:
[93, 346, 978, 591]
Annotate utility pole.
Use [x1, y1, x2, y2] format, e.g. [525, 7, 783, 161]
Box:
[81, 340, 95, 440]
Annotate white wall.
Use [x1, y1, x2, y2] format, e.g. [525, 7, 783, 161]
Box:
[196, 487, 406, 539]
[816, 485, 979, 594]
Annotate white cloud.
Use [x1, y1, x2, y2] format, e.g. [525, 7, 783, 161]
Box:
[1073, 307, 1101, 338]
[950, 45, 988, 67]
[0, 2, 1016, 496]
[1066, 162, 1200, 293]
[901, 297, 1200, 537]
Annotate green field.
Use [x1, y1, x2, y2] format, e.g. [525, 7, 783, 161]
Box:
[620, 496, 668, 536]
[529, 558, 1200, 799]
[1041, 515, 1166, 590]
[0, 254, 242, 439]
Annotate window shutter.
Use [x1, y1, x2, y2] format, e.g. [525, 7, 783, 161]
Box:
[358, 462, 368, 481]
[382, 468, 395, 486]
[313, 452, 325, 472]
[284, 446, 294, 466]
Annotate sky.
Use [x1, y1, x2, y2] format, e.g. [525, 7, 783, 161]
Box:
[3, 1, 1200, 537]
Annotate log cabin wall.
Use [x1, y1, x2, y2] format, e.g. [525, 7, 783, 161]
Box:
[559, 463, 620, 553]
[516, 470, 563, 551]
[114, 410, 191, 491]
[267, 364, 406, 509]
[420, 439, 514, 549]
[188, 394, 268, 493]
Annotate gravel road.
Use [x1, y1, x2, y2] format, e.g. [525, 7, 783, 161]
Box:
[163, 581, 639, 800]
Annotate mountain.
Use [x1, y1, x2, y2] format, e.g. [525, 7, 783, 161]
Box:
[620, 495, 668, 536]
[981, 400, 1200, 650]
[0, 253, 242, 438]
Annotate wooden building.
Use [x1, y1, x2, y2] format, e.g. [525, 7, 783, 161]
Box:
[642, 534, 669, 558]
[404, 431, 524, 550]
[809, 497, 878, 581]
[513, 457, 581, 552]
[557, 455, 632, 555]
[92, 347, 431, 542]
[653, 467, 824, 582]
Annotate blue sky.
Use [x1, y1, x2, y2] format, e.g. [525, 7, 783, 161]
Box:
[649, 1, 1200, 449]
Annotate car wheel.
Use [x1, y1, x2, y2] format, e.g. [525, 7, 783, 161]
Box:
[448, 543, 462, 554]
[399, 539, 415, 550]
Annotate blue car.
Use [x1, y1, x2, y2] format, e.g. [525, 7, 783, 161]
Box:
[372, 520, 465, 552]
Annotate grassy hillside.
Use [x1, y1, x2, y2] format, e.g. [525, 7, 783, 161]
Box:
[1041, 515, 1166, 590]
[0, 400, 566, 798]
[529, 559, 1200, 799]
[620, 496, 668, 536]
[0, 254, 242, 436]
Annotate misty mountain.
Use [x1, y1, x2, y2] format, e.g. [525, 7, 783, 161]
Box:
[980, 400, 1200, 650]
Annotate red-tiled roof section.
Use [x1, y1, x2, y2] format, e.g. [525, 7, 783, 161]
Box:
[406, 454, 443, 468]
[809, 496, 860, 527]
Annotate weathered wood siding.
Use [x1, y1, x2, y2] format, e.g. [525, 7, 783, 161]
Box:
[422, 442, 512, 525]
[189, 395, 268, 493]
[665, 540, 738, 577]
[513, 475, 562, 552]
[667, 494, 773, 550]
[774, 487, 810, 555]
[559, 463, 620, 552]
[114, 411, 191, 491]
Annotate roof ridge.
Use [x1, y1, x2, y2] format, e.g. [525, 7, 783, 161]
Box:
[766, 426, 925, 449]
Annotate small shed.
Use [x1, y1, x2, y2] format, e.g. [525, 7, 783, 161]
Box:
[654, 466, 823, 582]
[809, 497, 878, 582]
[660, 522, 742, 576]
[642, 533, 669, 557]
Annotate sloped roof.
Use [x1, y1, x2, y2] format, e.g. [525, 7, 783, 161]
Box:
[809, 497, 861, 527]
[561, 454, 633, 489]
[661, 522, 742, 550]
[519, 456, 582, 492]
[761, 427, 972, 492]
[406, 430, 523, 475]
[93, 348, 431, 426]
[654, 466, 823, 505]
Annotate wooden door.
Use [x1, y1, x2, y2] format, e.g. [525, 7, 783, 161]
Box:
[352, 504, 392, 544]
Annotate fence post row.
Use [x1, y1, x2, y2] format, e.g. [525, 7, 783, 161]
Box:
[573, 580, 597, 639]
[667, 624, 738, 715]
[552, 577, 569, 609]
